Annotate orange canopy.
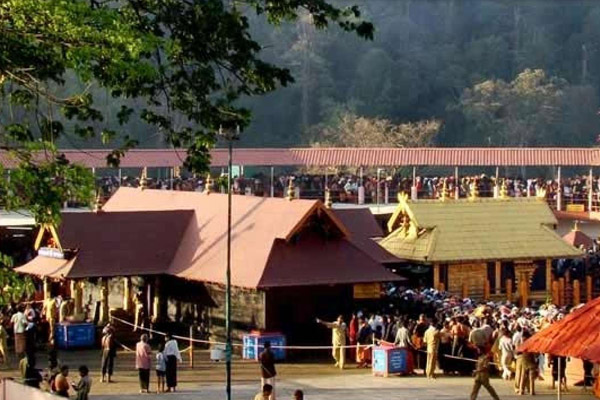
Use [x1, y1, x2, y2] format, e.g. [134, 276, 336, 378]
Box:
[520, 298, 600, 361]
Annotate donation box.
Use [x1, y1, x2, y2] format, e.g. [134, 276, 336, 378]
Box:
[55, 323, 95, 349]
[242, 332, 286, 361]
[372, 345, 409, 377]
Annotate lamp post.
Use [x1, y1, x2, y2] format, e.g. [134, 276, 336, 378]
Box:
[219, 125, 239, 400]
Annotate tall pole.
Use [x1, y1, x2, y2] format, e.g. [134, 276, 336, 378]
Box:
[226, 133, 233, 400]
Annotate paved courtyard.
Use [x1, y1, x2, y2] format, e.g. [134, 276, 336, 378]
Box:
[1, 349, 596, 399]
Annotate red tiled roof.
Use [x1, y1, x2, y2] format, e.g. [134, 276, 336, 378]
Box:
[16, 210, 194, 278]
[562, 230, 594, 249]
[2, 147, 600, 168]
[520, 297, 600, 361]
[102, 188, 397, 288]
[258, 237, 401, 288]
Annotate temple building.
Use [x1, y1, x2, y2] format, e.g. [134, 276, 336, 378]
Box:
[17, 187, 401, 345]
[379, 191, 582, 305]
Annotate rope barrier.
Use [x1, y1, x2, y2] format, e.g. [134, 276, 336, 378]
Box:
[110, 316, 373, 350]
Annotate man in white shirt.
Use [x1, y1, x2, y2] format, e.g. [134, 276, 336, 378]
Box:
[10, 306, 26, 358]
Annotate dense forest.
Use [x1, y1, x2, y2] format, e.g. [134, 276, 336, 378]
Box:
[241, 0, 600, 148]
[43, 1, 600, 149]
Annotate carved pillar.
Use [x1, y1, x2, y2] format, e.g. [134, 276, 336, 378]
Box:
[99, 278, 109, 325]
[558, 277, 565, 307]
[123, 277, 133, 312]
[514, 262, 536, 307]
[495, 261, 501, 295]
[152, 276, 164, 322]
[484, 279, 490, 301]
[587, 275, 593, 302]
[70, 280, 83, 315]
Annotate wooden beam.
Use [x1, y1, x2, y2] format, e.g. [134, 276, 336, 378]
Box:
[545, 259, 552, 294]
[433, 264, 440, 291]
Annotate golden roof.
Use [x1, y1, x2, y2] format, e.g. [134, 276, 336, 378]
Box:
[380, 196, 583, 263]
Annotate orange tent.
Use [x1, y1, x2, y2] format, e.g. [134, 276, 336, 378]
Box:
[520, 297, 600, 361]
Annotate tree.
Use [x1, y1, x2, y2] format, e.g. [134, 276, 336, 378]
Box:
[453, 68, 597, 146]
[0, 0, 374, 223]
[308, 110, 441, 147]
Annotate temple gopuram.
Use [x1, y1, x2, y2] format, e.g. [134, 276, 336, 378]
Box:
[380, 186, 583, 305]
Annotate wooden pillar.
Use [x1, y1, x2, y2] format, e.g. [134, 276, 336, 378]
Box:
[99, 278, 109, 325]
[123, 277, 132, 312]
[545, 259, 552, 293]
[484, 280, 489, 300]
[506, 279, 513, 303]
[433, 264, 440, 291]
[558, 277, 565, 307]
[552, 280, 560, 305]
[189, 324, 195, 368]
[520, 278, 528, 307]
[573, 279, 581, 305]
[495, 261, 501, 295]
[461, 282, 468, 299]
[43, 277, 51, 301]
[439, 282, 445, 292]
[587, 275, 593, 302]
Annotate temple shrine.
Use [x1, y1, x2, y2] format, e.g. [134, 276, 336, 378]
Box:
[380, 184, 583, 305]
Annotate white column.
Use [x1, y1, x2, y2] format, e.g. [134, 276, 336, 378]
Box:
[589, 167, 593, 212]
[411, 166, 418, 200]
[270, 166, 274, 197]
[454, 166, 460, 199]
[557, 166, 562, 211]
[358, 167, 365, 204]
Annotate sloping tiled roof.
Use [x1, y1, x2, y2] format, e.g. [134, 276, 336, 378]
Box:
[332, 208, 399, 264]
[103, 188, 397, 288]
[520, 297, 600, 361]
[562, 229, 594, 249]
[16, 210, 194, 278]
[379, 197, 583, 263]
[2, 147, 599, 168]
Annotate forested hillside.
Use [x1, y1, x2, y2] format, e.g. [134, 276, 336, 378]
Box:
[244, 0, 600, 147]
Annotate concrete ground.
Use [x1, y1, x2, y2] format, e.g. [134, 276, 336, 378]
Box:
[0, 349, 596, 400]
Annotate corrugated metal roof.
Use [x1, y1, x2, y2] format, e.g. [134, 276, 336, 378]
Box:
[2, 147, 600, 168]
[520, 297, 600, 361]
[379, 197, 583, 263]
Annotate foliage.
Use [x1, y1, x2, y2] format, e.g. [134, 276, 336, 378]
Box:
[0, 0, 373, 224]
[0, 254, 35, 306]
[308, 111, 441, 148]
[454, 69, 598, 146]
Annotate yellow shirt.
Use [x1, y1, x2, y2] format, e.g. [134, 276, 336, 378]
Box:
[331, 322, 347, 346]
[254, 393, 269, 400]
[423, 327, 440, 353]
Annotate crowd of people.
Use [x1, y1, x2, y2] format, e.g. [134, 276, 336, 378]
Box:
[92, 171, 598, 209]
[316, 288, 593, 398]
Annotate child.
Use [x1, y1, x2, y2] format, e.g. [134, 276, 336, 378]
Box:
[72, 365, 91, 400]
[156, 342, 166, 393]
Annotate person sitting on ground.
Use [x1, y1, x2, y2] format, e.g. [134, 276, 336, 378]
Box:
[254, 383, 273, 400]
[54, 365, 70, 398]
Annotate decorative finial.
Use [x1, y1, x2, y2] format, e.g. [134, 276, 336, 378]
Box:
[573, 220, 580, 232]
[286, 177, 295, 201]
[440, 178, 449, 202]
[205, 174, 212, 195]
[93, 191, 103, 213]
[140, 167, 148, 190]
[536, 185, 547, 200]
[324, 188, 332, 209]
[173, 166, 181, 179]
[469, 178, 479, 201]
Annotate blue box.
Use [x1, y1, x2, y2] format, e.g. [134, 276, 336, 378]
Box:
[242, 332, 286, 361]
[372, 346, 409, 377]
[55, 323, 95, 349]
